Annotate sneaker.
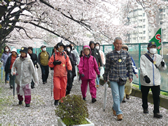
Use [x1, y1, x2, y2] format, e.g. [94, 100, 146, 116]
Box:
[25, 104, 30, 107]
[96, 85, 99, 88]
[19, 101, 23, 105]
[154, 113, 163, 119]
[112, 108, 116, 116]
[83, 97, 86, 101]
[117, 114, 123, 121]
[92, 98, 97, 103]
[43, 82, 46, 84]
[143, 109, 149, 114]
[31, 85, 35, 89]
[54, 100, 59, 106]
[6, 81, 9, 83]
[126, 94, 130, 100]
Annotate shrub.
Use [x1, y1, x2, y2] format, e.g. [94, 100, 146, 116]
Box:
[55, 94, 89, 126]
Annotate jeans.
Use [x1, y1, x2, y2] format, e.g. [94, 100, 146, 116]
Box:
[5, 72, 9, 82]
[141, 85, 160, 114]
[110, 81, 125, 115]
[96, 68, 100, 85]
[40, 65, 49, 83]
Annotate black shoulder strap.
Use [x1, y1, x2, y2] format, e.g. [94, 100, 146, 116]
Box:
[144, 53, 158, 69]
[53, 53, 56, 62]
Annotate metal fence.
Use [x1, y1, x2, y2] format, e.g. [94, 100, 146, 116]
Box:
[13, 42, 168, 92]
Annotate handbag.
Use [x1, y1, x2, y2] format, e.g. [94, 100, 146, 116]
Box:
[118, 77, 126, 85]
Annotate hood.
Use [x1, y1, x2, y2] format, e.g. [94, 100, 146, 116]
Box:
[89, 41, 95, 47]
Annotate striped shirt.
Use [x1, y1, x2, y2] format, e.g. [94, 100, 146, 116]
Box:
[103, 49, 133, 82]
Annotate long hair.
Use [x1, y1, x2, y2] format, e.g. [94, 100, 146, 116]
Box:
[3, 46, 10, 53]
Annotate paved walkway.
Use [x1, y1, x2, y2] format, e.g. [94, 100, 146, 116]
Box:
[0, 69, 168, 126]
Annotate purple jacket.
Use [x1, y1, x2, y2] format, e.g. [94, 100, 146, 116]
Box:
[1, 52, 11, 68]
[78, 55, 100, 80]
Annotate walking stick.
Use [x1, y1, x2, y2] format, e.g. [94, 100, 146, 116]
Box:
[103, 82, 108, 111]
[51, 71, 53, 97]
[13, 77, 15, 99]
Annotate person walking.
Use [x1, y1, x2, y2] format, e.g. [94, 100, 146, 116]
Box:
[65, 44, 77, 95]
[28, 47, 38, 88]
[11, 47, 38, 107]
[70, 43, 80, 83]
[48, 42, 72, 106]
[122, 45, 138, 103]
[1, 46, 11, 83]
[38, 45, 50, 84]
[78, 45, 100, 103]
[103, 37, 133, 121]
[89, 41, 102, 88]
[95, 43, 106, 79]
[5, 48, 18, 89]
[140, 42, 167, 118]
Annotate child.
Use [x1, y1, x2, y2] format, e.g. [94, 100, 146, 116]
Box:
[11, 47, 38, 107]
[78, 45, 100, 103]
[5, 48, 18, 89]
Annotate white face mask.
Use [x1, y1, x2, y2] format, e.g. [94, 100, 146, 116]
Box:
[149, 48, 157, 54]
[95, 46, 99, 50]
[42, 48, 46, 51]
[5, 49, 9, 52]
[67, 48, 71, 52]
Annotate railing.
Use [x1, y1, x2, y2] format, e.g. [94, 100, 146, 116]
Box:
[15, 42, 168, 92]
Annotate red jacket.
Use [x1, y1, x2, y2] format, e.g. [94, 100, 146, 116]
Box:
[48, 52, 72, 77]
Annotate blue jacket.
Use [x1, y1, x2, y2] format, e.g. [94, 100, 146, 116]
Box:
[1, 52, 11, 68]
[127, 57, 138, 77]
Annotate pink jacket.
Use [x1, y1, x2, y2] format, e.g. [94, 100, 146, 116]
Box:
[78, 55, 100, 80]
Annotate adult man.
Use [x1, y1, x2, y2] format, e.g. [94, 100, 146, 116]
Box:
[28, 47, 38, 88]
[103, 37, 133, 121]
[48, 42, 72, 106]
[38, 45, 50, 84]
[140, 42, 167, 118]
[89, 41, 102, 88]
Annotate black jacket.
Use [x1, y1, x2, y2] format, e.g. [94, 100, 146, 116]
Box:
[29, 53, 38, 67]
[90, 48, 102, 67]
[5, 55, 18, 73]
[67, 52, 76, 77]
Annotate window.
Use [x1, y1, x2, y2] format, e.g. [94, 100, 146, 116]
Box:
[143, 13, 145, 16]
[143, 31, 146, 34]
[143, 19, 145, 22]
[143, 25, 145, 28]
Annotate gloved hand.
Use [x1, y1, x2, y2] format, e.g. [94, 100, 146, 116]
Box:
[98, 75, 100, 78]
[144, 75, 150, 84]
[161, 61, 165, 67]
[81, 74, 85, 77]
[53, 60, 62, 65]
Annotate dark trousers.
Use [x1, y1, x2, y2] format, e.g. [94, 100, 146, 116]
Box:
[141, 85, 160, 114]
[40, 65, 49, 83]
[9, 74, 15, 87]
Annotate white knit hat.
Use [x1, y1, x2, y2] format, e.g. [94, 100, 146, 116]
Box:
[11, 48, 17, 52]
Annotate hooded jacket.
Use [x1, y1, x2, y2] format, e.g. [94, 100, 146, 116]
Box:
[11, 56, 38, 85]
[78, 45, 100, 80]
[89, 41, 102, 67]
[140, 52, 167, 86]
[1, 52, 11, 68]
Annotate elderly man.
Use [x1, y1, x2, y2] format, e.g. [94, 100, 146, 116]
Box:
[103, 37, 133, 121]
[140, 42, 167, 118]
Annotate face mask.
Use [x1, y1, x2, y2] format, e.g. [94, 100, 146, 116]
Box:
[72, 47, 74, 50]
[5, 49, 9, 52]
[67, 48, 71, 52]
[42, 48, 46, 51]
[95, 46, 99, 50]
[149, 48, 157, 54]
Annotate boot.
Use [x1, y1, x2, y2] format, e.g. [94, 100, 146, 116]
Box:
[154, 113, 163, 119]
[83, 97, 86, 101]
[54, 100, 59, 106]
[122, 98, 126, 103]
[143, 109, 149, 114]
[92, 98, 97, 103]
[25, 104, 30, 107]
[117, 114, 123, 121]
[19, 101, 23, 105]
